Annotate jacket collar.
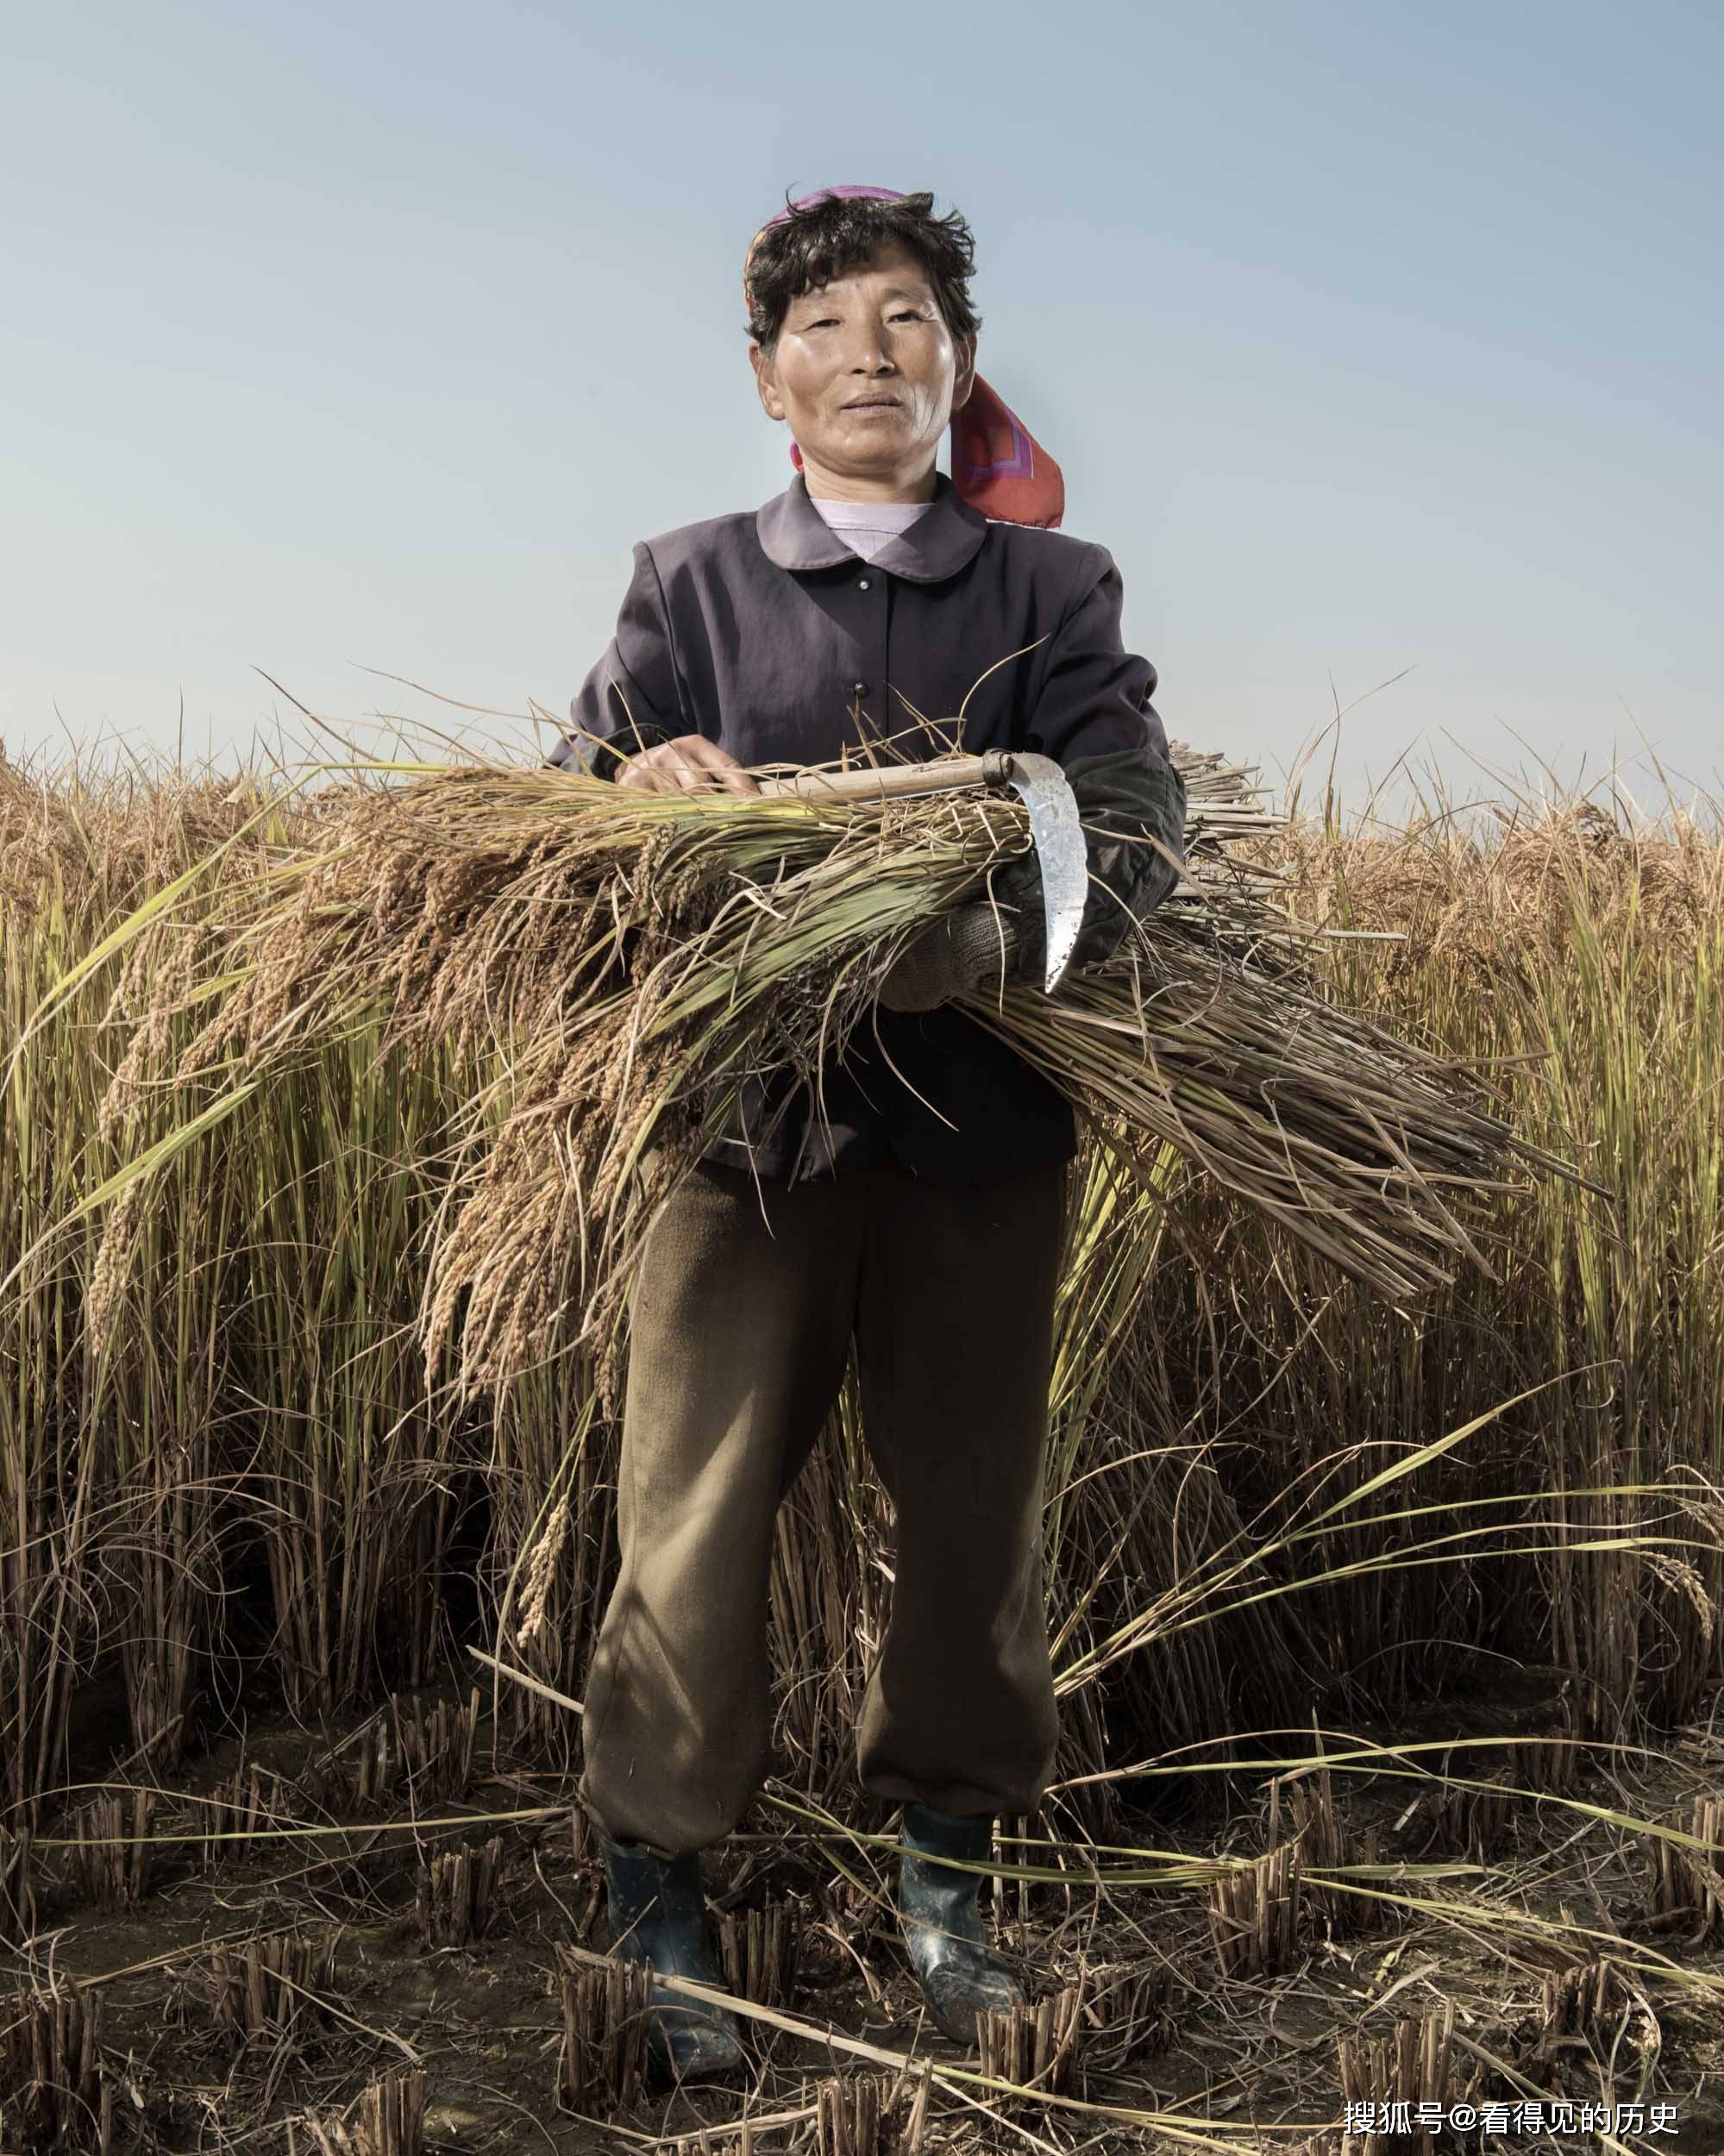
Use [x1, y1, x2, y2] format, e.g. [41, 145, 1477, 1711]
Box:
[755, 472, 988, 583]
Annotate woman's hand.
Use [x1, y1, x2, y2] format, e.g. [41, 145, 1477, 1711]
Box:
[617, 735, 758, 796]
[878, 906, 1021, 1012]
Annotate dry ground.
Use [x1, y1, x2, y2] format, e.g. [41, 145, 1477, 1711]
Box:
[7, 1668, 1722, 2156]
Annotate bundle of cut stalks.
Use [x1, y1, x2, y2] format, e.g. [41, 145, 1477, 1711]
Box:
[80, 739, 1561, 1399]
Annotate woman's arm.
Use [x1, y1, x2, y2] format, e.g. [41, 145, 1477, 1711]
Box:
[994, 547, 1186, 975]
[546, 542, 750, 792]
[879, 547, 1184, 1012]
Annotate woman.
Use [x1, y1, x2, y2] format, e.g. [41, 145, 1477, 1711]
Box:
[549, 186, 1186, 2079]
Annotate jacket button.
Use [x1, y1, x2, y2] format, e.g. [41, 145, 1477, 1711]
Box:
[852, 680, 868, 695]
[857, 577, 870, 590]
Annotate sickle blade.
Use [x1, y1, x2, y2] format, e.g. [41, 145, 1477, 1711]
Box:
[1005, 754, 1088, 993]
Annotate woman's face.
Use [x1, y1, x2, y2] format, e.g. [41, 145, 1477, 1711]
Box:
[749, 242, 975, 498]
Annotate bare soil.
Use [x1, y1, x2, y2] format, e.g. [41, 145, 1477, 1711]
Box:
[6, 1668, 1723, 2155]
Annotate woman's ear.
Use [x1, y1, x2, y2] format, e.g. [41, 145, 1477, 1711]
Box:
[749, 342, 787, 423]
[951, 335, 978, 414]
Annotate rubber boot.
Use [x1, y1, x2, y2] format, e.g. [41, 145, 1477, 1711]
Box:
[598, 1832, 746, 2083]
[897, 1803, 1026, 2045]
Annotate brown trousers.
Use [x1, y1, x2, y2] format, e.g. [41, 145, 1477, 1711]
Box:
[579, 1156, 1069, 1857]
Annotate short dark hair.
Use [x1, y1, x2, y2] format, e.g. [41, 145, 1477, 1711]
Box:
[746, 191, 981, 354]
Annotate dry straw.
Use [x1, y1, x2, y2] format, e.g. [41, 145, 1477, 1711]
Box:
[4, 736, 1724, 2147]
[5, 732, 1719, 1851]
[82, 740, 1556, 1403]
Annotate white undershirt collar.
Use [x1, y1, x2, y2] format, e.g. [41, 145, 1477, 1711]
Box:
[806, 493, 935, 563]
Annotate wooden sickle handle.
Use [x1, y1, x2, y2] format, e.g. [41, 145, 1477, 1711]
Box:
[755, 749, 1012, 805]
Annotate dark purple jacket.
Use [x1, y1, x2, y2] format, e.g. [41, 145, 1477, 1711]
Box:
[551, 474, 1185, 1185]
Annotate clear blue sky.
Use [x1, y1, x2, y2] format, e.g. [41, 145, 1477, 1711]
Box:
[4, 0, 1719, 812]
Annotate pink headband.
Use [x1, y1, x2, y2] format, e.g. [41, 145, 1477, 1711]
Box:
[743, 186, 1064, 531]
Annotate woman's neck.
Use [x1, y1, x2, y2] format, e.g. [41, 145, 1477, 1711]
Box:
[799, 456, 938, 505]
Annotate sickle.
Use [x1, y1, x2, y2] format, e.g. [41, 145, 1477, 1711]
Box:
[754, 749, 1087, 993]
[992, 752, 1087, 993]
